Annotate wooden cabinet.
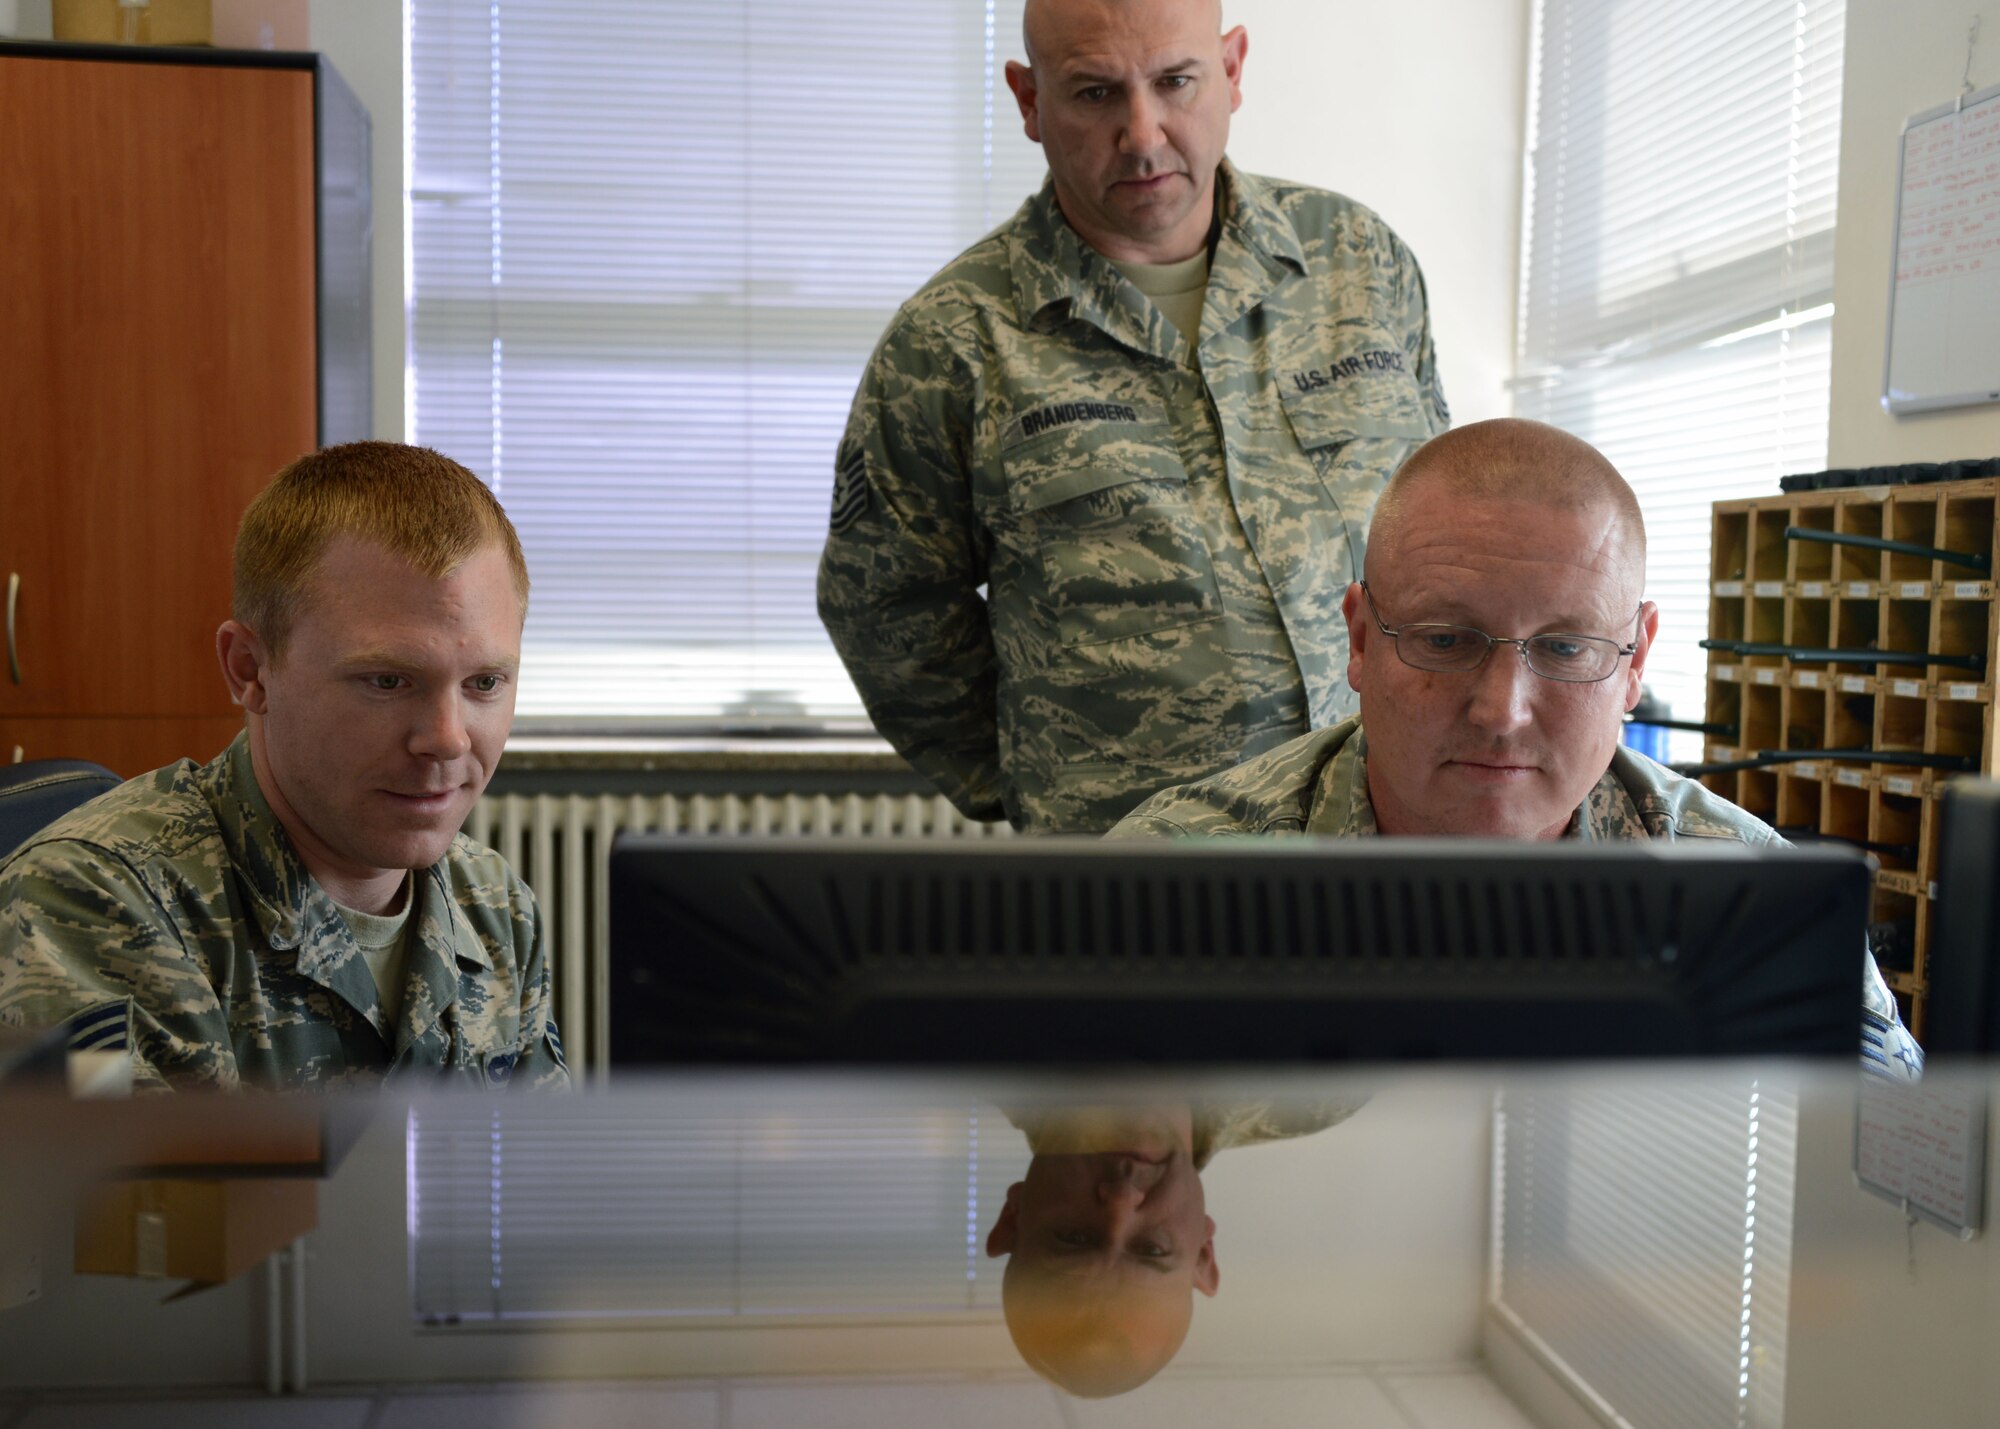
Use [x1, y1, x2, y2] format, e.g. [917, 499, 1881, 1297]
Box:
[0, 43, 369, 777]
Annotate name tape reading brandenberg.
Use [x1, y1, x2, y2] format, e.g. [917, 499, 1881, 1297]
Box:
[1018, 401, 1143, 439]
[1290, 349, 1407, 393]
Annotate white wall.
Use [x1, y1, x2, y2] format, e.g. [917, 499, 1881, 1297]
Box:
[1781, 1072, 2000, 1429]
[1226, 0, 1529, 426]
[1829, 1, 2000, 465]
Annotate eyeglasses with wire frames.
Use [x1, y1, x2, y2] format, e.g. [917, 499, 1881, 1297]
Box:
[1360, 583, 1642, 684]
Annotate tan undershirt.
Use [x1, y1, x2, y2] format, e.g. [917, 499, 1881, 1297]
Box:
[1110, 249, 1211, 360]
[336, 874, 416, 1037]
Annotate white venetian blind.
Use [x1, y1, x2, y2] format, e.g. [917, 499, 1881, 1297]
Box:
[406, 0, 1047, 726]
[1494, 1074, 1799, 1429]
[1515, 0, 1846, 754]
[409, 1096, 1029, 1321]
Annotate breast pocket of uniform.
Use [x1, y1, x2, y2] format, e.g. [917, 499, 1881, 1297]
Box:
[1004, 425, 1222, 647]
[1279, 369, 1439, 567]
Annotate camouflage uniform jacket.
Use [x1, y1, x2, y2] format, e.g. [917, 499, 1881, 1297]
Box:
[1109, 717, 1923, 1080]
[0, 734, 569, 1092]
[819, 162, 1446, 834]
[1007, 1098, 1364, 1171]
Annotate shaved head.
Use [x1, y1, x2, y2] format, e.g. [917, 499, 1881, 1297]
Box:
[1005, 0, 1245, 264]
[1368, 418, 1646, 589]
[1022, 0, 1225, 65]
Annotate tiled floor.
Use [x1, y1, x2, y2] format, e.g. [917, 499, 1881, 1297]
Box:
[0, 1366, 1542, 1429]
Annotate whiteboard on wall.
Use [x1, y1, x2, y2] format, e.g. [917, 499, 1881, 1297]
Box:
[1854, 1078, 1987, 1238]
[1883, 81, 2000, 414]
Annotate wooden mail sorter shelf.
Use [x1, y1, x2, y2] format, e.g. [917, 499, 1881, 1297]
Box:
[1704, 480, 2000, 1042]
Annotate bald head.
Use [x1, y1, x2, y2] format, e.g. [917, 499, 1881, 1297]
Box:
[1023, 0, 1226, 65]
[1368, 418, 1646, 586]
[1003, 1259, 1193, 1397]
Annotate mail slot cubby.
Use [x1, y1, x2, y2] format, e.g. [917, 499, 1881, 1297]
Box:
[1749, 507, 1792, 583]
[1940, 487, 1997, 578]
[1931, 697, 1987, 764]
[1831, 593, 1879, 654]
[1888, 493, 1941, 584]
[1781, 685, 1826, 750]
[1871, 886, 1919, 985]
[1787, 499, 1838, 582]
[1824, 777, 1870, 845]
[1835, 500, 1886, 583]
[1934, 596, 1993, 680]
[1882, 598, 1931, 675]
[1736, 768, 1777, 821]
[1872, 788, 1924, 873]
[1741, 684, 1782, 750]
[1831, 687, 1875, 749]
[1747, 594, 1786, 657]
[1785, 593, 1830, 656]
[1709, 593, 1747, 645]
[1712, 504, 1751, 582]
[1776, 768, 1824, 834]
[1706, 679, 1742, 743]
[1878, 693, 1927, 755]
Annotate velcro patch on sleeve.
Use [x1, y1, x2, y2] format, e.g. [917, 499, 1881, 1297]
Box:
[830, 441, 871, 533]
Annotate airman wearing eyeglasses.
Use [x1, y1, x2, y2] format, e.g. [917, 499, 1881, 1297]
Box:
[1108, 417, 1921, 1080]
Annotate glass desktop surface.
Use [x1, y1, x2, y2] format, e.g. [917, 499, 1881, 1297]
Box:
[1, 1064, 1994, 1429]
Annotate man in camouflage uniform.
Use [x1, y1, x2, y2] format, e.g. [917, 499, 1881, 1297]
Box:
[0, 443, 568, 1091]
[818, 0, 1446, 834]
[989, 1093, 1364, 1396]
[1109, 418, 1922, 1079]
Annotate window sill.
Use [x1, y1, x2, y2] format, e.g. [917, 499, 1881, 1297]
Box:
[500, 733, 904, 775]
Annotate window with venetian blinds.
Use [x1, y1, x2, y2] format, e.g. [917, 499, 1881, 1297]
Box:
[1500, 4, 1834, 1420]
[1514, 0, 1846, 754]
[406, 0, 1046, 726]
[409, 1098, 1028, 1322]
[1493, 1076, 1798, 1429]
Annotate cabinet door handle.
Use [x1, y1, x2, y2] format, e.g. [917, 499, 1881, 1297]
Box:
[6, 572, 19, 685]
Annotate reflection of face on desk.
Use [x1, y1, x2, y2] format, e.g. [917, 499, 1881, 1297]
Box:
[985, 1102, 1218, 1398]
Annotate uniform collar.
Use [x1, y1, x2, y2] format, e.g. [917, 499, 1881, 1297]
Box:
[1573, 763, 1645, 841]
[1304, 718, 1626, 841]
[1009, 159, 1304, 358]
[1304, 720, 1380, 836]
[1200, 163, 1306, 343]
[209, 731, 322, 953]
[208, 733, 493, 1047]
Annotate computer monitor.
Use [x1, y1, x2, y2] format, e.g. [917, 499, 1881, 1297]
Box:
[1926, 780, 2000, 1055]
[606, 834, 1871, 1065]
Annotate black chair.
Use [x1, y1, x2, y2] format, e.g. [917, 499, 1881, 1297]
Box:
[0, 759, 121, 860]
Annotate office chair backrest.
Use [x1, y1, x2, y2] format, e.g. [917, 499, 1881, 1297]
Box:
[0, 760, 122, 861]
